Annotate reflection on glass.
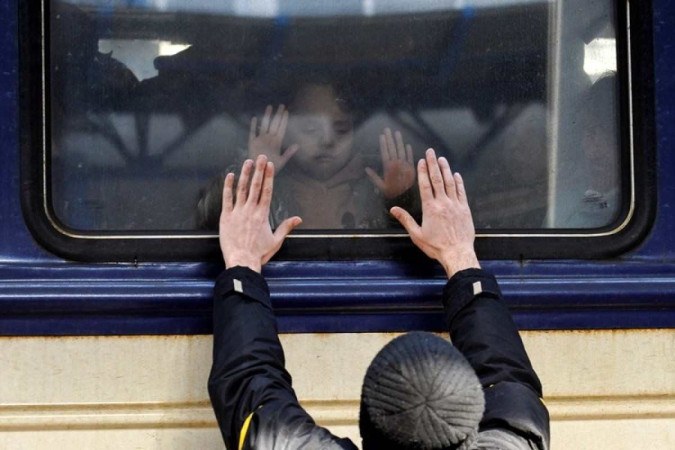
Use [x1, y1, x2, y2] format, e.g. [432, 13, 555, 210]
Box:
[584, 38, 617, 82]
[558, 75, 620, 227]
[48, 0, 622, 232]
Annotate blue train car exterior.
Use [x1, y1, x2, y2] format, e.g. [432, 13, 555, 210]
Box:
[0, 0, 674, 336]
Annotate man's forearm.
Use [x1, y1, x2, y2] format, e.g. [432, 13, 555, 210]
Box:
[438, 247, 481, 279]
[443, 269, 550, 449]
[208, 266, 291, 448]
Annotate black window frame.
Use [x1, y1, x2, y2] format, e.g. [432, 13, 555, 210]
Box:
[19, 0, 656, 263]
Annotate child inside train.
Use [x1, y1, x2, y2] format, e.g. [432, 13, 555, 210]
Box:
[197, 75, 419, 230]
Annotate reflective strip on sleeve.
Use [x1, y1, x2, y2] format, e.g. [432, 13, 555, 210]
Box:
[472, 281, 483, 296]
[238, 412, 255, 450]
[233, 278, 243, 293]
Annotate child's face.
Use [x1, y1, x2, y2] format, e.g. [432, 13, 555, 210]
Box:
[286, 84, 355, 181]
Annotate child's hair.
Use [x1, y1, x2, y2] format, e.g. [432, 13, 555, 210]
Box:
[284, 70, 363, 122]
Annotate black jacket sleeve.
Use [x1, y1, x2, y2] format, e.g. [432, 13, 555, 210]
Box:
[207, 266, 357, 450]
[443, 268, 550, 450]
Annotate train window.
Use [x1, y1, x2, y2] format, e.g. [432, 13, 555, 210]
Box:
[22, 0, 652, 260]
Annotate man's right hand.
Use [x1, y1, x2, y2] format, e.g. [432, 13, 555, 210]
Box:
[390, 148, 480, 278]
[249, 105, 299, 173]
[219, 156, 302, 273]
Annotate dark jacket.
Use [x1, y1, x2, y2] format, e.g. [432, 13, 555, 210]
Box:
[444, 269, 550, 449]
[208, 267, 550, 450]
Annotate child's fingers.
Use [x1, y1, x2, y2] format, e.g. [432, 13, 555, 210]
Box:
[270, 104, 285, 134]
[278, 109, 290, 137]
[385, 128, 396, 161]
[379, 134, 390, 163]
[281, 144, 299, 164]
[249, 116, 258, 142]
[365, 167, 386, 192]
[260, 105, 273, 133]
[394, 131, 406, 160]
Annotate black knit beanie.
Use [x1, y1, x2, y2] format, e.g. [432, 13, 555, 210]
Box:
[360, 332, 485, 450]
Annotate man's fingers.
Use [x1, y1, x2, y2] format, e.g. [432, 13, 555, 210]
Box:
[221, 173, 235, 213]
[259, 161, 275, 208]
[365, 167, 386, 191]
[425, 148, 444, 197]
[236, 159, 253, 205]
[406, 144, 413, 164]
[246, 156, 267, 205]
[390, 206, 421, 237]
[270, 104, 285, 134]
[261, 216, 302, 265]
[455, 172, 469, 205]
[417, 158, 433, 202]
[260, 105, 273, 133]
[438, 156, 456, 200]
[273, 216, 302, 242]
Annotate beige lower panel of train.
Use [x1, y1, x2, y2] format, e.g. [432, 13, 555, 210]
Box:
[0, 330, 673, 449]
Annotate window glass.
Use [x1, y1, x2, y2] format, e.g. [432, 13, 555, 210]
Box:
[49, 0, 622, 232]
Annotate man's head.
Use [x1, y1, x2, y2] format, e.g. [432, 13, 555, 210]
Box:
[360, 332, 485, 450]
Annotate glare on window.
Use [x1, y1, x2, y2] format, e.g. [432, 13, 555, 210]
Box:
[584, 38, 617, 82]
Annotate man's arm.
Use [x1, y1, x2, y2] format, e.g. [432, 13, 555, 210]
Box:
[443, 269, 550, 449]
[208, 265, 289, 448]
[391, 149, 550, 449]
[209, 156, 356, 450]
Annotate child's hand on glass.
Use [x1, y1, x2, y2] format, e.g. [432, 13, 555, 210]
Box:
[366, 128, 415, 199]
[249, 105, 299, 173]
